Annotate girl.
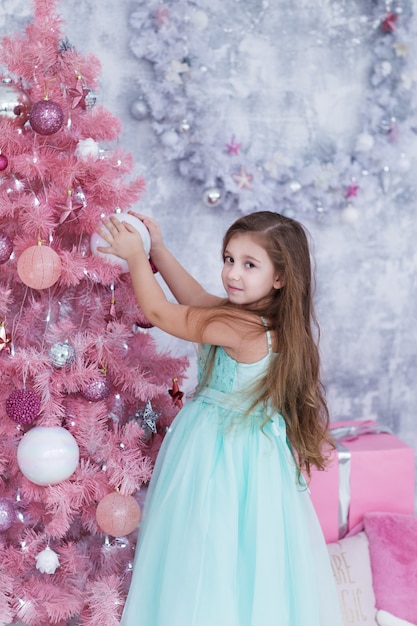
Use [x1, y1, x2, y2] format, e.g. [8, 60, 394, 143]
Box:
[97, 211, 343, 626]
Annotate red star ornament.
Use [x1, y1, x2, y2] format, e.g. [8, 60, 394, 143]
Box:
[346, 183, 359, 199]
[381, 12, 398, 33]
[226, 136, 242, 155]
[155, 5, 169, 28]
[56, 188, 86, 224]
[168, 378, 184, 408]
[68, 76, 91, 110]
[232, 167, 253, 190]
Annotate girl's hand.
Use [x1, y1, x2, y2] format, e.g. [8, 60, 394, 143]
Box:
[128, 212, 164, 255]
[97, 216, 146, 262]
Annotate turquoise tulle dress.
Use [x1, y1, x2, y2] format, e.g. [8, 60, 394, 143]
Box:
[121, 334, 343, 626]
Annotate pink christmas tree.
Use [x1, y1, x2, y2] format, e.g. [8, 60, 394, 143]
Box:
[0, 1, 187, 624]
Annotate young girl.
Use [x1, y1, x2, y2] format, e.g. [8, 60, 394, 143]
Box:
[97, 211, 343, 626]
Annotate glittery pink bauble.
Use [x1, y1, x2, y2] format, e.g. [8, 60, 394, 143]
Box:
[81, 374, 112, 402]
[6, 389, 41, 424]
[96, 492, 141, 536]
[0, 498, 15, 531]
[17, 245, 62, 289]
[0, 232, 13, 264]
[0, 154, 8, 171]
[29, 100, 64, 135]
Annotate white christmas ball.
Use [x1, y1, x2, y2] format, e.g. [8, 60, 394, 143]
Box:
[130, 98, 148, 120]
[160, 130, 179, 147]
[90, 213, 151, 274]
[341, 204, 359, 225]
[17, 426, 80, 486]
[397, 153, 411, 171]
[189, 9, 208, 29]
[355, 133, 375, 152]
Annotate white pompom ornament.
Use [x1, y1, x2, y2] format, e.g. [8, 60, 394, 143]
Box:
[90, 213, 151, 274]
[75, 137, 99, 161]
[35, 546, 60, 574]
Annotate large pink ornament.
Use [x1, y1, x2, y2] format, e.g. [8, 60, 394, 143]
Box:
[29, 99, 64, 135]
[17, 426, 80, 486]
[0, 498, 15, 531]
[6, 389, 41, 425]
[90, 213, 151, 273]
[0, 232, 13, 264]
[0, 79, 31, 126]
[17, 244, 62, 290]
[96, 492, 142, 536]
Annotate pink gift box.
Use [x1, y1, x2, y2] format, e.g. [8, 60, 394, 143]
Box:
[308, 420, 415, 543]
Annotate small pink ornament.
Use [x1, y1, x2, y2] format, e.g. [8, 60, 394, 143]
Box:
[96, 492, 142, 536]
[17, 244, 62, 290]
[81, 372, 112, 402]
[0, 154, 8, 171]
[0, 498, 15, 531]
[29, 99, 64, 135]
[0, 232, 13, 264]
[6, 388, 41, 424]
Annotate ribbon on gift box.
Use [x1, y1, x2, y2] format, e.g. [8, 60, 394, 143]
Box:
[330, 421, 393, 539]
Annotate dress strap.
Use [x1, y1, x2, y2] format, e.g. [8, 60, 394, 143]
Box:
[260, 316, 273, 353]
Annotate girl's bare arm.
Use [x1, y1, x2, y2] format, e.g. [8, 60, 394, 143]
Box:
[97, 217, 251, 352]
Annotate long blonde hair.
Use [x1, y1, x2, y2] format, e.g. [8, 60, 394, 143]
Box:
[195, 211, 333, 478]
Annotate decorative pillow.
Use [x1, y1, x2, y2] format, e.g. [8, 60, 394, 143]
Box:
[327, 531, 378, 625]
[364, 512, 417, 625]
[376, 609, 416, 626]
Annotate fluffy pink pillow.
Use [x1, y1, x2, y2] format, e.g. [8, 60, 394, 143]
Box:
[364, 512, 417, 624]
[327, 531, 377, 625]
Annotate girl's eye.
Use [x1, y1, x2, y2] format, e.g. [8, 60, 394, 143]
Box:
[224, 256, 233, 264]
[245, 261, 255, 269]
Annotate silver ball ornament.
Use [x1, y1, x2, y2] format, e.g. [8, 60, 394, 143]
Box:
[160, 130, 179, 147]
[130, 98, 148, 120]
[0, 498, 15, 531]
[202, 187, 222, 207]
[0, 79, 31, 126]
[49, 341, 76, 369]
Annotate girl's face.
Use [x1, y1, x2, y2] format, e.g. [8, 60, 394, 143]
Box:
[221, 233, 283, 307]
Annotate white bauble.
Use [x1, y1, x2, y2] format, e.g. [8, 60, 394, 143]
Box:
[90, 213, 151, 274]
[17, 426, 79, 486]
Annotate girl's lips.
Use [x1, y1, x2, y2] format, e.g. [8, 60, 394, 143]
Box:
[228, 285, 242, 292]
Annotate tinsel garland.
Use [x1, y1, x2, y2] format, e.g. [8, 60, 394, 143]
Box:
[128, 0, 416, 222]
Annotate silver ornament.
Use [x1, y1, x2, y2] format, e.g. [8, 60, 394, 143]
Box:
[84, 89, 97, 109]
[130, 98, 148, 120]
[202, 187, 222, 207]
[49, 341, 76, 368]
[133, 399, 161, 440]
[160, 130, 179, 147]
